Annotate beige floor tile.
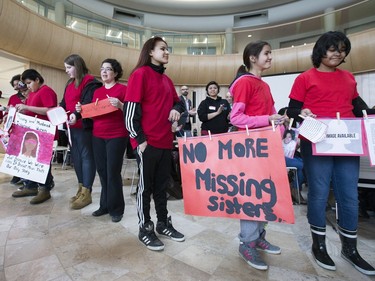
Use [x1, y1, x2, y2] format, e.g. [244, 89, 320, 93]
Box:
[0, 163, 374, 281]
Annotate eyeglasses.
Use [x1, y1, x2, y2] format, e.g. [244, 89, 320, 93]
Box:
[100, 67, 113, 72]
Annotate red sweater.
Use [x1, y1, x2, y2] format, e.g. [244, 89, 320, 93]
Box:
[92, 83, 128, 139]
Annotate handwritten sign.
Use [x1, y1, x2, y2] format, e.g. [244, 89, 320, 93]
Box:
[298, 116, 327, 143]
[0, 113, 55, 183]
[81, 99, 117, 118]
[313, 118, 365, 156]
[178, 128, 295, 224]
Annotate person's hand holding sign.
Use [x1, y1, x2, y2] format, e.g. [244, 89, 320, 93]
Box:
[269, 114, 287, 126]
[300, 108, 316, 118]
[107, 96, 123, 110]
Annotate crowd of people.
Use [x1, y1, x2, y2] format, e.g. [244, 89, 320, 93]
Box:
[0, 31, 374, 275]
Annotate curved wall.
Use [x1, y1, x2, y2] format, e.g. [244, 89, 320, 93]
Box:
[1, 0, 375, 87]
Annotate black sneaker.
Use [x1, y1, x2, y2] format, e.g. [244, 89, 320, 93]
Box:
[139, 221, 164, 251]
[156, 216, 185, 242]
[10, 176, 21, 185]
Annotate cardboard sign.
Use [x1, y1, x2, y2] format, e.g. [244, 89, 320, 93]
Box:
[178, 128, 295, 224]
[0, 113, 55, 183]
[313, 118, 365, 156]
[81, 99, 117, 118]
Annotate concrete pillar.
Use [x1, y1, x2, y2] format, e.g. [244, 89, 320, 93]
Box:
[225, 27, 233, 54]
[324, 7, 336, 32]
[55, 2, 65, 26]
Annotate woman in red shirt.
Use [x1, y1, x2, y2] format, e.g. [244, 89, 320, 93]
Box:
[124, 37, 185, 251]
[78, 59, 128, 223]
[61, 54, 101, 210]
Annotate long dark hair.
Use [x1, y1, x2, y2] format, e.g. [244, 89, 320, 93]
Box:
[230, 40, 270, 87]
[131, 36, 168, 74]
[237, 40, 270, 76]
[64, 54, 89, 87]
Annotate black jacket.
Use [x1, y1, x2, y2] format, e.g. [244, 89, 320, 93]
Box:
[60, 78, 102, 130]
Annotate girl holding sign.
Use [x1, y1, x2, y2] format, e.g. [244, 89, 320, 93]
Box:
[81, 59, 128, 223]
[288, 31, 375, 275]
[12, 69, 57, 204]
[76, 59, 129, 222]
[229, 41, 287, 271]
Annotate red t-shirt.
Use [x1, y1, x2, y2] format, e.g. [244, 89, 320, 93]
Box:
[4, 93, 24, 120]
[289, 68, 359, 118]
[64, 75, 94, 129]
[230, 74, 275, 129]
[25, 85, 58, 121]
[8, 93, 24, 107]
[126, 66, 180, 149]
[92, 83, 128, 139]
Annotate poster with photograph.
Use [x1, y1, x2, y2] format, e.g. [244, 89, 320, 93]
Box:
[312, 118, 365, 156]
[0, 113, 55, 183]
[282, 128, 299, 158]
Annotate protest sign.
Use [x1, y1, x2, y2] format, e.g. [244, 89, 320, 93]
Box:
[363, 117, 375, 165]
[178, 128, 294, 224]
[81, 98, 117, 119]
[313, 118, 365, 156]
[298, 116, 327, 143]
[0, 113, 55, 183]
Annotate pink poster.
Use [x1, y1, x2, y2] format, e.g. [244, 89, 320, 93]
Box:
[0, 113, 55, 183]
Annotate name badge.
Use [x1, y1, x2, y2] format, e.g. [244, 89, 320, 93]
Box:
[209, 106, 216, 110]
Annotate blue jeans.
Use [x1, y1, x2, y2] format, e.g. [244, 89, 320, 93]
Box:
[70, 128, 96, 189]
[285, 156, 304, 189]
[239, 220, 266, 242]
[300, 140, 359, 231]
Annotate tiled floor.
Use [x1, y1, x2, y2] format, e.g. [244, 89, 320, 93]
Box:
[0, 162, 374, 281]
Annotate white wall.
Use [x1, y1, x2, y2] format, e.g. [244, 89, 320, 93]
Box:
[356, 71, 375, 108]
[263, 72, 300, 112]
